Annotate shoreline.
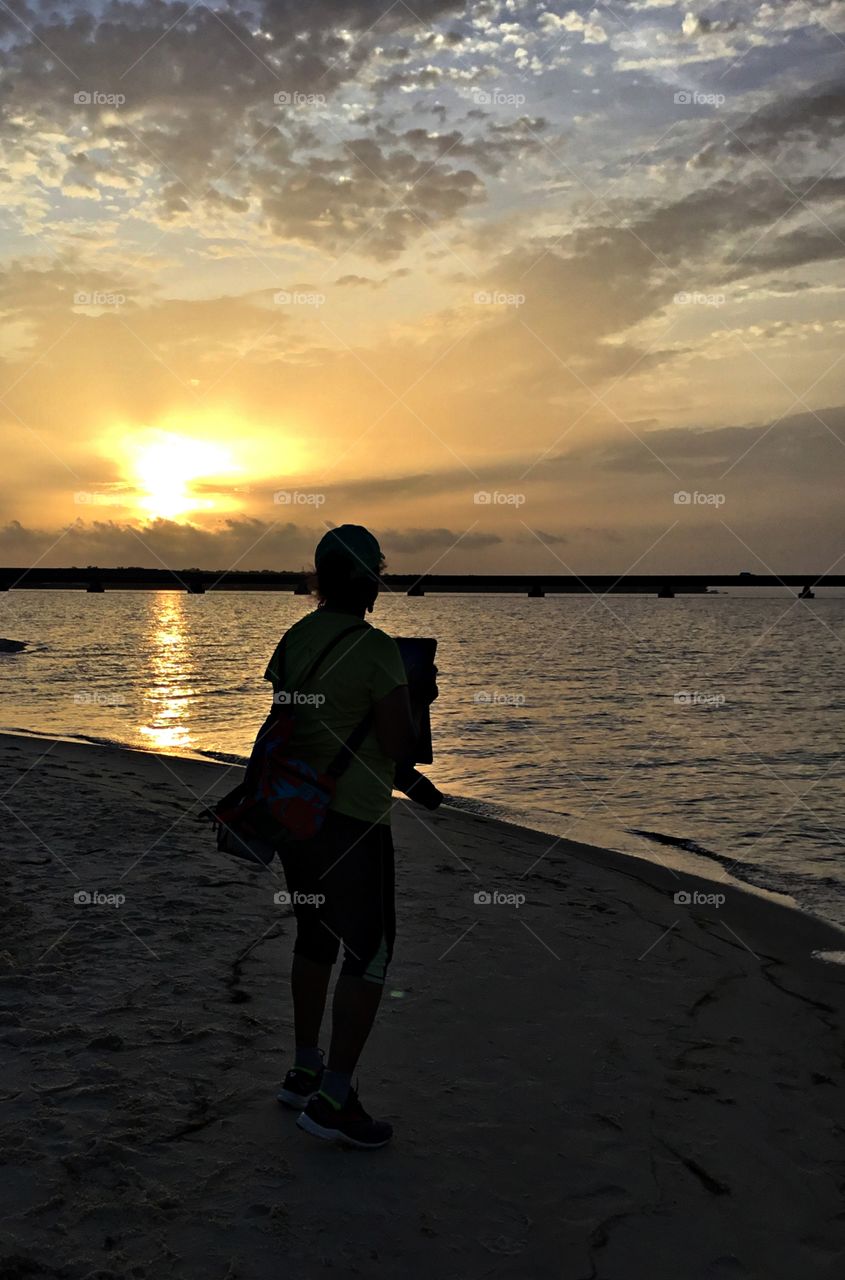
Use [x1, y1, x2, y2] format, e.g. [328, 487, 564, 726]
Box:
[4, 726, 842, 946]
[2, 729, 844, 1278]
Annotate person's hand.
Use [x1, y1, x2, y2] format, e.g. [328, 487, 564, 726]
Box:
[398, 767, 443, 810]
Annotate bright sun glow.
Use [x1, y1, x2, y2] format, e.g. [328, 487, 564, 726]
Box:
[132, 432, 235, 520]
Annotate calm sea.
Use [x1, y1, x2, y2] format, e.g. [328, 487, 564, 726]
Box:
[1, 589, 843, 927]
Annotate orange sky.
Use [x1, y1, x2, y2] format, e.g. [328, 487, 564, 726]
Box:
[1, 1, 844, 574]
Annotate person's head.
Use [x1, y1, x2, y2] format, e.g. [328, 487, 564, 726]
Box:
[311, 525, 385, 614]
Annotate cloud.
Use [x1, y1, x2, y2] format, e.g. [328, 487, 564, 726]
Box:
[438, 168, 845, 392]
[554, 404, 845, 477]
[256, 139, 486, 258]
[735, 221, 845, 275]
[681, 13, 740, 38]
[0, 1, 558, 262]
[376, 526, 502, 554]
[335, 274, 385, 288]
[0, 516, 501, 570]
[0, 0, 842, 576]
[0, 0, 474, 254]
[245, 117, 553, 256]
[690, 83, 845, 169]
[527, 528, 568, 544]
[540, 10, 609, 44]
[3, 401, 841, 571]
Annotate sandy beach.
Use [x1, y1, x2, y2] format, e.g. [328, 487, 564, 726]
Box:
[1, 730, 843, 1280]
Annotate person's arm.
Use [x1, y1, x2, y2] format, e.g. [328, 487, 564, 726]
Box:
[394, 763, 443, 810]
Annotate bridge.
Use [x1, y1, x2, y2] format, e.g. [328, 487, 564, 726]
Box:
[0, 568, 841, 596]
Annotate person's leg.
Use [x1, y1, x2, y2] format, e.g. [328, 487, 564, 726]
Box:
[321, 822, 396, 1102]
[326, 974, 384, 1074]
[279, 844, 340, 1058]
[297, 823, 397, 1146]
[291, 953, 332, 1050]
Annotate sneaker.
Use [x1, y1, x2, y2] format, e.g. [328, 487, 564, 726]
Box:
[297, 1086, 393, 1149]
[277, 1065, 323, 1110]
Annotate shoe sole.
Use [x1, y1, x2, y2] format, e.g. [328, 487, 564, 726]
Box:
[276, 1089, 317, 1110]
[296, 1110, 391, 1149]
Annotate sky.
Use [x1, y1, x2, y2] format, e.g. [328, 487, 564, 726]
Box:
[0, 0, 843, 575]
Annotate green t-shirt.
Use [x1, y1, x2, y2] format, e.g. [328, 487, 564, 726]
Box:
[264, 609, 407, 825]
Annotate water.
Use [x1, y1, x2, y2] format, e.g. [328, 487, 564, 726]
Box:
[1, 589, 843, 927]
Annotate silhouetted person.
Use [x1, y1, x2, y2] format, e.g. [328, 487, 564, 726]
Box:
[266, 525, 437, 1148]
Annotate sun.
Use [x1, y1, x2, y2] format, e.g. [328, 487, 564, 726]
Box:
[131, 432, 235, 520]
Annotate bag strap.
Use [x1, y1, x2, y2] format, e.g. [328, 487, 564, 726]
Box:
[276, 622, 369, 698]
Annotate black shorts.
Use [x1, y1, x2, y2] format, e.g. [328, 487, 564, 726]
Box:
[279, 810, 395, 985]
